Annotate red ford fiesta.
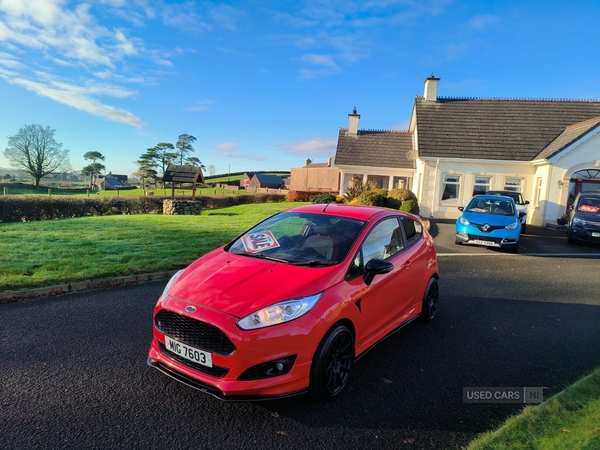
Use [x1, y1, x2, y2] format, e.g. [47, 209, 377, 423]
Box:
[148, 203, 439, 400]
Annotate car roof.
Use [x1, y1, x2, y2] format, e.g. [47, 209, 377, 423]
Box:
[577, 192, 600, 198]
[285, 203, 400, 221]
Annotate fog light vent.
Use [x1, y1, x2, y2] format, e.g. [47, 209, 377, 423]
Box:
[238, 355, 297, 381]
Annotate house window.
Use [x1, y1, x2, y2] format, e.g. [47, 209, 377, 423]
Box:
[392, 176, 408, 190]
[441, 174, 461, 203]
[473, 176, 490, 196]
[504, 177, 523, 192]
[534, 177, 543, 207]
[367, 175, 388, 189]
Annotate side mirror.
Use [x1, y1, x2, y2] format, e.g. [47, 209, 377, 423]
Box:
[524, 200, 530, 205]
[363, 259, 394, 286]
[458, 206, 464, 212]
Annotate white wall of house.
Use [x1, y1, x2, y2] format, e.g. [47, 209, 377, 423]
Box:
[415, 158, 536, 220]
[543, 129, 600, 224]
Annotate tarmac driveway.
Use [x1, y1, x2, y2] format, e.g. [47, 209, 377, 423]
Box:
[429, 219, 600, 256]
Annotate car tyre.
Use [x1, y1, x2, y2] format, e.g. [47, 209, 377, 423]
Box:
[567, 229, 575, 244]
[521, 223, 527, 234]
[420, 277, 439, 321]
[309, 324, 354, 400]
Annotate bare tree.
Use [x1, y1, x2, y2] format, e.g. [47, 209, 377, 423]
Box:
[208, 165, 216, 176]
[3, 124, 70, 187]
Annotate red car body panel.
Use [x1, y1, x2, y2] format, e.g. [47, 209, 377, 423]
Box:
[148, 204, 439, 400]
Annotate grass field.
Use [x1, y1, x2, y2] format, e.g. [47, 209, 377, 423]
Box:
[467, 368, 600, 449]
[0, 185, 260, 197]
[0, 202, 307, 292]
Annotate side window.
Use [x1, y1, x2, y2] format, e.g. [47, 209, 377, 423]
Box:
[402, 217, 422, 247]
[361, 218, 403, 264]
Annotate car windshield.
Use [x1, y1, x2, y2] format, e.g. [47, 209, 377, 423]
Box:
[467, 198, 515, 216]
[227, 212, 366, 265]
[577, 197, 600, 215]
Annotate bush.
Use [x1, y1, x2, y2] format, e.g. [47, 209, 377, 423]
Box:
[388, 188, 417, 203]
[386, 197, 401, 210]
[352, 190, 388, 207]
[288, 190, 336, 202]
[343, 181, 375, 202]
[400, 199, 420, 215]
[310, 193, 337, 204]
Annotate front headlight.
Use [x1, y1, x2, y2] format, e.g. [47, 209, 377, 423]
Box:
[157, 270, 183, 304]
[237, 293, 323, 330]
[573, 217, 586, 226]
[459, 216, 470, 226]
[505, 220, 519, 231]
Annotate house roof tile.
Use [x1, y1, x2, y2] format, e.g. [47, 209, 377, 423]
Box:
[415, 97, 600, 161]
[334, 129, 415, 168]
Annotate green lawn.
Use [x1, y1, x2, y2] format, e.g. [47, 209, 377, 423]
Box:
[0, 202, 307, 292]
[467, 368, 600, 449]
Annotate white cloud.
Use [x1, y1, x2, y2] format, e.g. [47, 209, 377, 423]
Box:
[185, 99, 215, 112]
[469, 14, 500, 31]
[300, 54, 337, 68]
[2, 73, 145, 127]
[277, 137, 337, 157]
[209, 4, 244, 31]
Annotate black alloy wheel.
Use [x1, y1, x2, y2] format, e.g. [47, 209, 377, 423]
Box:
[309, 325, 354, 399]
[420, 277, 439, 321]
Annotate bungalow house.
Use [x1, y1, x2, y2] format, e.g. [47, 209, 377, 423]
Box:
[289, 158, 340, 192]
[249, 174, 286, 189]
[334, 76, 600, 227]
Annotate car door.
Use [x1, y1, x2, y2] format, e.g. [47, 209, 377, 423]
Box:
[345, 216, 415, 348]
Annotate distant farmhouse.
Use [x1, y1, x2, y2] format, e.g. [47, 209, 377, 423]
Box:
[95, 173, 128, 190]
[333, 75, 600, 227]
[249, 174, 285, 189]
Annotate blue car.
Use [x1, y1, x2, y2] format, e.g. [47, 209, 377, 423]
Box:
[455, 195, 523, 253]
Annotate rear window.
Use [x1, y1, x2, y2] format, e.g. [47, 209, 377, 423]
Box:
[576, 197, 600, 214]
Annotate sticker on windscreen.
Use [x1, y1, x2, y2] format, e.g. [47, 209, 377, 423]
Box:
[241, 231, 280, 253]
[578, 205, 600, 213]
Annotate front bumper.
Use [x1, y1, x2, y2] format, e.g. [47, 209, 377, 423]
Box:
[570, 225, 600, 243]
[148, 297, 328, 400]
[455, 225, 520, 249]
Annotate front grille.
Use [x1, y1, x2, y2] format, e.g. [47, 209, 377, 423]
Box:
[471, 223, 505, 233]
[155, 310, 236, 356]
[159, 342, 230, 378]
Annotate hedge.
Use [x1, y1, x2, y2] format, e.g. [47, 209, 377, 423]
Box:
[288, 190, 337, 202]
[0, 194, 286, 223]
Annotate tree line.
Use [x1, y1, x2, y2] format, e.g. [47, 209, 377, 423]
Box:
[3, 124, 205, 188]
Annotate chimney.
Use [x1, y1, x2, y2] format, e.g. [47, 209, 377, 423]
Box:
[347, 107, 360, 137]
[327, 157, 332, 167]
[423, 74, 440, 103]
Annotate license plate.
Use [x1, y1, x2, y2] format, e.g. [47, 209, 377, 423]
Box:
[593, 232, 600, 237]
[165, 336, 213, 367]
[473, 240, 497, 247]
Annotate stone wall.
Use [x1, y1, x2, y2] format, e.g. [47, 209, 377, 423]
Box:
[163, 199, 202, 215]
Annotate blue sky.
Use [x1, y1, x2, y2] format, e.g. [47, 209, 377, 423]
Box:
[1, 0, 599, 177]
